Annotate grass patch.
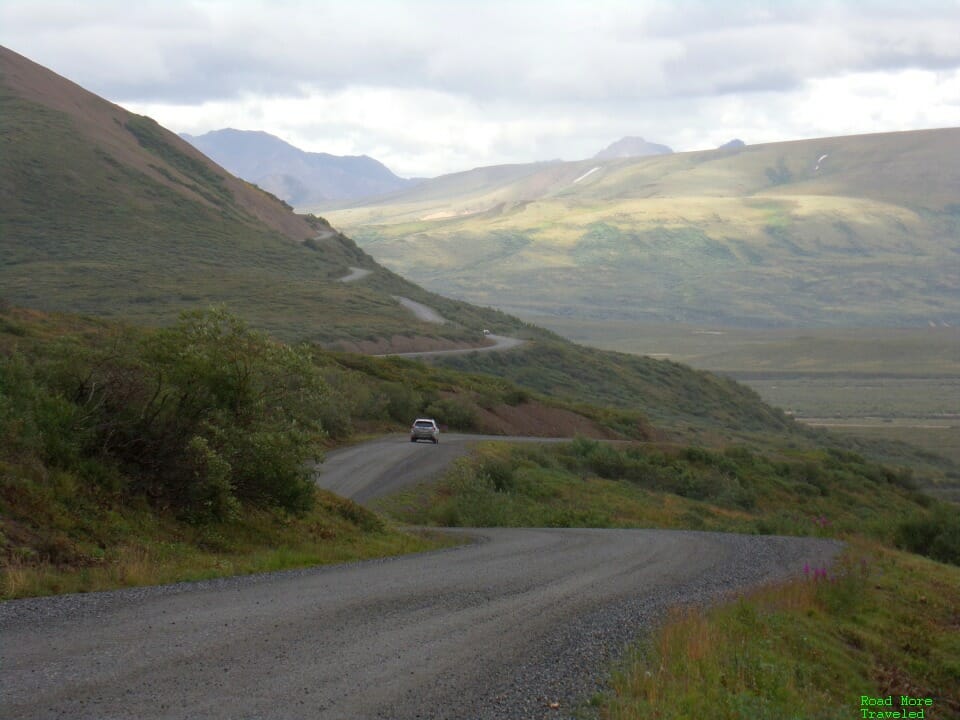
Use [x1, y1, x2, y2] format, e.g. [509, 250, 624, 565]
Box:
[0, 481, 457, 600]
[601, 542, 960, 719]
[434, 338, 797, 436]
[378, 439, 938, 545]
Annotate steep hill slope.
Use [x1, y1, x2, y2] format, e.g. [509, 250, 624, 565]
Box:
[0, 45, 843, 440]
[181, 129, 412, 207]
[0, 45, 509, 346]
[328, 128, 960, 327]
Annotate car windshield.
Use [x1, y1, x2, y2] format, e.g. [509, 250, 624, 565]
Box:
[414, 421, 434, 427]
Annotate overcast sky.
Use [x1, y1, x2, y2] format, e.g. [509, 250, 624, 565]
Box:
[3, 0, 960, 177]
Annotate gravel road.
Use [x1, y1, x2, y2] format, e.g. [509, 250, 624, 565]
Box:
[393, 295, 447, 324]
[315, 433, 560, 502]
[1, 434, 842, 719]
[0, 529, 839, 720]
[377, 333, 525, 358]
[339, 266, 372, 283]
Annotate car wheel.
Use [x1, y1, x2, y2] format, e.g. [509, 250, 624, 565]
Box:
[410, 438, 416, 443]
[433, 437, 439, 444]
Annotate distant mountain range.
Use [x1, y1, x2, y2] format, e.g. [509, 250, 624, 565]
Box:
[327, 127, 960, 328]
[180, 129, 414, 208]
[594, 136, 673, 159]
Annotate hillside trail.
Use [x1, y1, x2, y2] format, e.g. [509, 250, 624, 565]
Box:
[335, 266, 527, 356]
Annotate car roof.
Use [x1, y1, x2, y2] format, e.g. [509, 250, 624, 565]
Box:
[413, 418, 437, 424]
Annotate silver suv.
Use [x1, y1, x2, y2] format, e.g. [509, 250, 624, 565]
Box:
[410, 418, 440, 444]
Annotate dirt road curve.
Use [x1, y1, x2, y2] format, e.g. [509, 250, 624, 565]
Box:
[338, 266, 372, 283]
[392, 295, 447, 324]
[1, 434, 841, 719]
[376, 333, 525, 358]
[316, 433, 560, 502]
[0, 529, 838, 720]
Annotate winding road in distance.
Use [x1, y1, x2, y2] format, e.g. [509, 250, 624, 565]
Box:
[1, 433, 841, 719]
[338, 266, 527, 357]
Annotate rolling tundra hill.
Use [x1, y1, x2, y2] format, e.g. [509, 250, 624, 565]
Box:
[181, 129, 413, 208]
[326, 128, 960, 327]
[0, 45, 514, 347]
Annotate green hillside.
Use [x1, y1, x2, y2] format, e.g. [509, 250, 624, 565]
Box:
[0, 46, 514, 348]
[327, 128, 960, 327]
[0, 45, 823, 439]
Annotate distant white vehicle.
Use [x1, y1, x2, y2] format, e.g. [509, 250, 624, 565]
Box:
[482, 329, 491, 335]
[410, 418, 440, 444]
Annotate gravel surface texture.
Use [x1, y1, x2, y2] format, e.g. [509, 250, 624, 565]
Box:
[1, 528, 840, 719]
[315, 433, 565, 503]
[3, 434, 843, 718]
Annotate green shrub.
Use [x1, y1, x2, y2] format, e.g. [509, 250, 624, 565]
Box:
[477, 455, 515, 492]
[381, 382, 424, 424]
[896, 508, 960, 566]
[2, 308, 331, 521]
[423, 398, 477, 431]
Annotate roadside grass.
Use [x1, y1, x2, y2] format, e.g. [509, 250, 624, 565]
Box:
[0, 479, 457, 600]
[380, 439, 936, 542]
[600, 542, 960, 720]
[433, 338, 797, 436]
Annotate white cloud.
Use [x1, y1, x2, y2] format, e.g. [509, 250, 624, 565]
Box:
[3, 0, 960, 176]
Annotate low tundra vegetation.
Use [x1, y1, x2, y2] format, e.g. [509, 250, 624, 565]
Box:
[0, 307, 461, 597]
[0, 306, 640, 597]
[383, 438, 943, 552]
[602, 543, 960, 720]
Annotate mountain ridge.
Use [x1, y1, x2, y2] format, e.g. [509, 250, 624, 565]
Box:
[326, 126, 960, 327]
[181, 128, 413, 208]
[0, 43, 815, 438]
[594, 136, 673, 159]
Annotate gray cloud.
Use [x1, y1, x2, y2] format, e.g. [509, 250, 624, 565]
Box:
[3, 0, 959, 176]
[5, 0, 959, 104]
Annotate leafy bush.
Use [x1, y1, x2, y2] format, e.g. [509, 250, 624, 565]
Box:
[423, 397, 477, 431]
[896, 508, 960, 566]
[477, 455, 515, 492]
[1, 308, 330, 521]
[380, 382, 424, 424]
